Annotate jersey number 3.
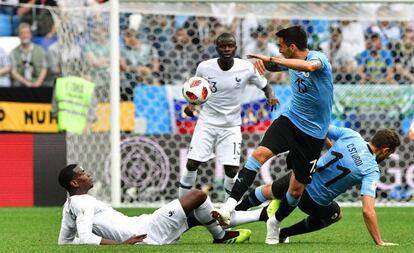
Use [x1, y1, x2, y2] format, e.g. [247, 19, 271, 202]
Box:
[210, 81, 217, 93]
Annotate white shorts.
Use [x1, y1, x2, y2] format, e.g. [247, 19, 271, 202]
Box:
[145, 199, 189, 245]
[187, 124, 242, 166]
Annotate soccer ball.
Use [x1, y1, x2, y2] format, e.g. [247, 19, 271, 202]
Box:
[182, 77, 211, 105]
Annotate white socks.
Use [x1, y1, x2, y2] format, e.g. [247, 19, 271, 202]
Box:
[229, 208, 263, 227]
[178, 169, 197, 197]
[194, 196, 225, 239]
[222, 197, 238, 213]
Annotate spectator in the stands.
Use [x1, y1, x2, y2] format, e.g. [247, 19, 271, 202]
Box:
[45, 40, 61, 86]
[366, 6, 402, 49]
[200, 28, 218, 61]
[0, 46, 11, 87]
[120, 28, 160, 85]
[0, 0, 18, 15]
[10, 22, 47, 87]
[356, 33, 394, 84]
[46, 31, 82, 87]
[162, 27, 201, 85]
[320, 26, 358, 84]
[17, 0, 57, 38]
[85, 26, 110, 83]
[390, 23, 414, 84]
[244, 26, 279, 60]
[183, 16, 218, 47]
[244, 26, 286, 84]
[0, 0, 19, 35]
[58, 0, 108, 6]
[291, 19, 330, 50]
[338, 20, 365, 57]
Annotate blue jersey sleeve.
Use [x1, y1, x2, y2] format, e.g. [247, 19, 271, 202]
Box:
[360, 170, 380, 198]
[327, 125, 360, 141]
[308, 52, 327, 70]
[327, 125, 345, 141]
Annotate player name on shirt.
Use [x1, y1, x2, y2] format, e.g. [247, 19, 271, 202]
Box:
[346, 143, 363, 167]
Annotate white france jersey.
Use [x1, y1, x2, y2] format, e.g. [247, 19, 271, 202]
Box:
[58, 195, 151, 245]
[195, 58, 267, 127]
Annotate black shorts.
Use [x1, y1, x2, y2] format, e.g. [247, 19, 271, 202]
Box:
[271, 173, 341, 222]
[259, 116, 325, 184]
[298, 190, 341, 222]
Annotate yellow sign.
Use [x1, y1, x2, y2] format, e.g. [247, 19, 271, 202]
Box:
[0, 101, 134, 133]
[91, 102, 135, 132]
[0, 102, 58, 132]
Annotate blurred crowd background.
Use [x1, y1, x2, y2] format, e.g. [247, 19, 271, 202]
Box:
[0, 1, 414, 89]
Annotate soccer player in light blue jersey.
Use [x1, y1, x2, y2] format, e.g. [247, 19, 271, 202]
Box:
[214, 26, 334, 234]
[235, 126, 401, 246]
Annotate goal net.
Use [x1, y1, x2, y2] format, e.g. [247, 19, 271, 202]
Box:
[44, 1, 414, 206]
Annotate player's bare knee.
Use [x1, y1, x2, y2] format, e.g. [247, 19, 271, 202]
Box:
[260, 184, 273, 198]
[180, 189, 207, 214]
[288, 189, 303, 199]
[288, 179, 305, 198]
[224, 165, 238, 178]
[190, 189, 207, 203]
[288, 182, 305, 198]
[186, 159, 201, 171]
[252, 146, 273, 164]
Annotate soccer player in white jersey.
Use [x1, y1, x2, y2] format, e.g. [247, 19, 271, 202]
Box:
[235, 126, 401, 246]
[179, 33, 279, 200]
[57, 164, 271, 246]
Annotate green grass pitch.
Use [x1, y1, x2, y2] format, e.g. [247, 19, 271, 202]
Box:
[1, 207, 413, 253]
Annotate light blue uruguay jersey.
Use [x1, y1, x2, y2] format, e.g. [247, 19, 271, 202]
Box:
[282, 50, 333, 139]
[306, 126, 380, 206]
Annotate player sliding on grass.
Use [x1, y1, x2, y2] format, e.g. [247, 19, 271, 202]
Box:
[235, 126, 400, 246]
[57, 164, 271, 245]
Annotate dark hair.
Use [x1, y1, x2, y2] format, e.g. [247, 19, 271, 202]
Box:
[124, 28, 137, 37]
[369, 32, 380, 40]
[330, 26, 342, 35]
[371, 129, 401, 150]
[275, 26, 308, 50]
[215, 33, 236, 46]
[58, 164, 78, 192]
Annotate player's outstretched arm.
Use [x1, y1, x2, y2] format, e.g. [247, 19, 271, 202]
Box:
[247, 54, 321, 73]
[247, 54, 284, 74]
[361, 196, 398, 246]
